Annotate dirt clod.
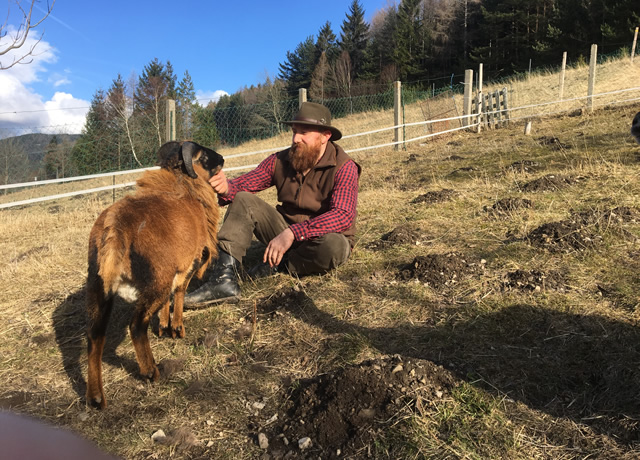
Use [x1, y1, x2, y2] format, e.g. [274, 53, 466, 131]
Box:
[520, 174, 584, 192]
[501, 269, 566, 292]
[411, 188, 458, 205]
[264, 356, 455, 459]
[485, 197, 533, 217]
[398, 252, 480, 288]
[366, 224, 430, 250]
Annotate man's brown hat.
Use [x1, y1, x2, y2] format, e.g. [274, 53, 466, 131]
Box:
[283, 102, 342, 141]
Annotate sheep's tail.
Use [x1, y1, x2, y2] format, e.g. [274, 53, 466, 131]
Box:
[97, 213, 128, 296]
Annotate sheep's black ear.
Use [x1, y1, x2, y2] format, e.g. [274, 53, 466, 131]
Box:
[157, 142, 182, 169]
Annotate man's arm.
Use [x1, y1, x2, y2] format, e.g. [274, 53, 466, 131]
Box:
[215, 153, 277, 205]
[288, 160, 359, 241]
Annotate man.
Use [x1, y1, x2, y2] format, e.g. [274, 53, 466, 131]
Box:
[185, 102, 361, 306]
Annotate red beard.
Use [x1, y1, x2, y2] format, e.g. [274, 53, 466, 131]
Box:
[290, 140, 321, 173]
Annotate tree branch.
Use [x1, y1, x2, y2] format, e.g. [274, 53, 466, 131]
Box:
[0, 0, 55, 70]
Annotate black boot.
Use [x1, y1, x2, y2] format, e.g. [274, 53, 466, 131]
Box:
[185, 250, 241, 306]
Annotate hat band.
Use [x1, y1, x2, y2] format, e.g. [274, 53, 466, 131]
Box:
[294, 116, 329, 126]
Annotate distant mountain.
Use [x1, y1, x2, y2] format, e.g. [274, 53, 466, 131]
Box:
[0, 133, 81, 163]
[0, 133, 82, 184]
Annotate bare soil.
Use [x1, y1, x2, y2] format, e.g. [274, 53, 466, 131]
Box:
[519, 174, 585, 192]
[260, 355, 455, 459]
[501, 269, 567, 292]
[411, 188, 458, 205]
[366, 224, 430, 250]
[398, 252, 482, 288]
[484, 197, 533, 217]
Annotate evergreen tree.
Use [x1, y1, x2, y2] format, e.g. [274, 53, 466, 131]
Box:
[369, 5, 398, 81]
[72, 89, 117, 174]
[393, 0, 429, 81]
[316, 21, 339, 63]
[192, 104, 220, 147]
[278, 36, 317, 94]
[176, 70, 197, 139]
[338, 0, 371, 80]
[134, 58, 171, 161]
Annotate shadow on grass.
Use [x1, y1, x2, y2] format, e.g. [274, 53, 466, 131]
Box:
[52, 287, 136, 399]
[271, 289, 640, 444]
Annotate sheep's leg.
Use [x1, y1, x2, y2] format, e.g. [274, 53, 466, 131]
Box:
[171, 287, 187, 339]
[157, 299, 172, 338]
[129, 299, 163, 382]
[86, 290, 113, 410]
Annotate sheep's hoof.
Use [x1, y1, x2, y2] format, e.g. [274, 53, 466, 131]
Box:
[172, 325, 185, 339]
[158, 326, 171, 338]
[87, 394, 106, 410]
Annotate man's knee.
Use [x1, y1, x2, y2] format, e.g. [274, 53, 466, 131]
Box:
[288, 233, 351, 276]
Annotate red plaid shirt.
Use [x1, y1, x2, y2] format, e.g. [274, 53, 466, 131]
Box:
[220, 151, 359, 242]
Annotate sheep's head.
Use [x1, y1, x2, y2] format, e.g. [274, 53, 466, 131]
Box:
[157, 141, 225, 179]
[632, 111, 640, 144]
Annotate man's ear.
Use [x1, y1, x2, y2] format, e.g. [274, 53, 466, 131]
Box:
[322, 130, 332, 144]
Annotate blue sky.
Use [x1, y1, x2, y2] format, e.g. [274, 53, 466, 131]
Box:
[0, 0, 388, 135]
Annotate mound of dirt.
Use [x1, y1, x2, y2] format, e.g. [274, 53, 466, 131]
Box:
[526, 206, 639, 252]
[366, 224, 430, 250]
[398, 252, 482, 288]
[501, 269, 566, 292]
[520, 174, 583, 192]
[537, 136, 571, 150]
[411, 188, 458, 205]
[527, 219, 601, 252]
[261, 356, 456, 459]
[509, 160, 541, 173]
[485, 197, 533, 217]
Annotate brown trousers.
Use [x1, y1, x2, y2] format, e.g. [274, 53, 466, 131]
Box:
[217, 192, 352, 276]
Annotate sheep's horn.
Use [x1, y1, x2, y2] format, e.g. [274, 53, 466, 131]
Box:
[180, 142, 199, 179]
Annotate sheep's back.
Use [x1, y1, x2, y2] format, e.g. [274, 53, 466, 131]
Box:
[89, 193, 211, 296]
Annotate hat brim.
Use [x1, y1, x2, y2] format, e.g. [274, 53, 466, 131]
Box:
[282, 120, 342, 141]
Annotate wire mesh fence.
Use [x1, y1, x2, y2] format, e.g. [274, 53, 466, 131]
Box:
[1, 49, 639, 209]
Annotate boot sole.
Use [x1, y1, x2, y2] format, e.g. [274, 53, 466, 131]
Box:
[183, 295, 241, 310]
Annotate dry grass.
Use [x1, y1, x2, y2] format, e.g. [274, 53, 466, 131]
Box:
[1, 56, 640, 459]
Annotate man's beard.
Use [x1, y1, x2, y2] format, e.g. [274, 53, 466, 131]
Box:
[290, 139, 321, 173]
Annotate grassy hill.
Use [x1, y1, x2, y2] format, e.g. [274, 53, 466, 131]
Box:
[0, 57, 639, 458]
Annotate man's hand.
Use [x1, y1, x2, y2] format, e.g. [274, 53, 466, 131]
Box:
[264, 228, 295, 267]
[209, 170, 229, 196]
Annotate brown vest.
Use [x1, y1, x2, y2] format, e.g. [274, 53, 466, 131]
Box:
[273, 142, 360, 244]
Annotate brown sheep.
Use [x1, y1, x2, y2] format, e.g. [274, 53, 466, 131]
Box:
[86, 141, 224, 409]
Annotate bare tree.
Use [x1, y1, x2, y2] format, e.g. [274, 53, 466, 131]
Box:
[1, 137, 28, 186]
[106, 73, 143, 166]
[1, 0, 55, 70]
[309, 51, 330, 102]
[332, 51, 353, 99]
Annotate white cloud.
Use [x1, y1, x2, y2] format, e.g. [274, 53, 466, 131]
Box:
[0, 28, 88, 136]
[196, 89, 229, 105]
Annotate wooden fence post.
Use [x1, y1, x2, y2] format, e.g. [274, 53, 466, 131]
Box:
[487, 91, 494, 128]
[559, 51, 567, 100]
[298, 88, 307, 107]
[502, 88, 510, 125]
[587, 44, 597, 113]
[475, 94, 482, 133]
[463, 69, 473, 127]
[393, 81, 403, 151]
[632, 27, 639, 63]
[482, 93, 488, 129]
[165, 99, 176, 142]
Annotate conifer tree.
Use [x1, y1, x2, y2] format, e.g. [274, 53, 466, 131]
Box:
[338, 0, 371, 80]
[176, 70, 197, 139]
[278, 36, 317, 94]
